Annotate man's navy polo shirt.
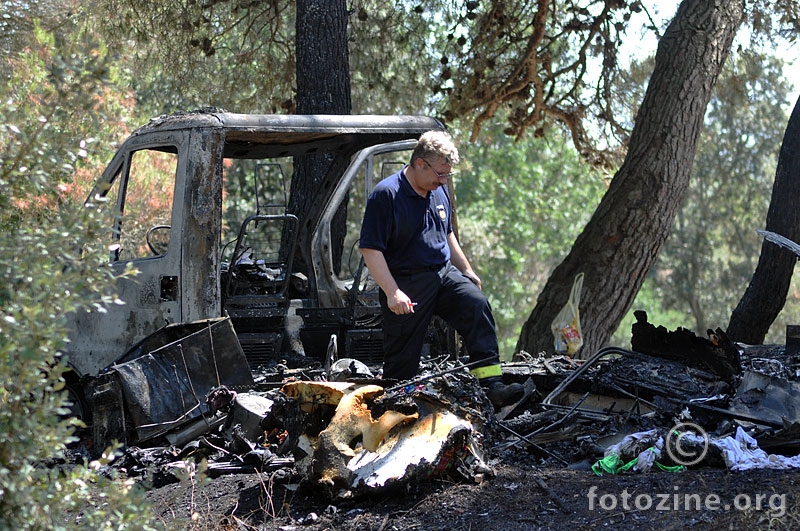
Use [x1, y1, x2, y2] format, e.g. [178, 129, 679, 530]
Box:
[359, 168, 452, 271]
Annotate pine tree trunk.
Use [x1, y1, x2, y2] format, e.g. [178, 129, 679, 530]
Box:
[290, 0, 352, 277]
[726, 95, 800, 344]
[516, 0, 744, 358]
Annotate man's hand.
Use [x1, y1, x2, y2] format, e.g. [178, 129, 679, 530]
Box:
[361, 249, 418, 314]
[463, 270, 482, 290]
[388, 289, 416, 315]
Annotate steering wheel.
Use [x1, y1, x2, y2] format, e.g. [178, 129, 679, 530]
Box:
[146, 225, 171, 256]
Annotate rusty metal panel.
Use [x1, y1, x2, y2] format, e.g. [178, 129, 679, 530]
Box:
[68, 132, 190, 376]
[182, 129, 226, 322]
[110, 317, 253, 443]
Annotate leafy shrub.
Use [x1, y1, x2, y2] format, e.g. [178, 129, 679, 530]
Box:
[0, 19, 158, 531]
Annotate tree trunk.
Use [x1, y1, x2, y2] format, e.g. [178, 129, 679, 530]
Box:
[726, 95, 800, 344]
[516, 0, 744, 359]
[290, 0, 352, 277]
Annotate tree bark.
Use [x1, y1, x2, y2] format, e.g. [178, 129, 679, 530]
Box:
[516, 0, 744, 358]
[726, 95, 800, 344]
[290, 0, 352, 277]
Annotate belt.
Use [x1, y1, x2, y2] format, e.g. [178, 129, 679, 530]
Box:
[391, 262, 447, 276]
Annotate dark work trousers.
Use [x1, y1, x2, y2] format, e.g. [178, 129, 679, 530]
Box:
[380, 262, 500, 381]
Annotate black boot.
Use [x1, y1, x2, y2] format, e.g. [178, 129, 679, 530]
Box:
[481, 376, 524, 409]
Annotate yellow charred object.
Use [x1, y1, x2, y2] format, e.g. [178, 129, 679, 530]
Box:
[281, 381, 418, 454]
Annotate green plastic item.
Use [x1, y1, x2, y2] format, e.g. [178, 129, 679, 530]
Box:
[591, 448, 685, 475]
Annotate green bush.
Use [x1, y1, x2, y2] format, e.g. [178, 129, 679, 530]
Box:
[0, 20, 158, 530]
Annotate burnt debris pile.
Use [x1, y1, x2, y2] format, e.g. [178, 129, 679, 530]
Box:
[87, 311, 800, 498]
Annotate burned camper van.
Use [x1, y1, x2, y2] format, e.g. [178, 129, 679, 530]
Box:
[64, 111, 456, 442]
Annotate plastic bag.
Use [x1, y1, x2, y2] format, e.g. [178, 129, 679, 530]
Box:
[551, 273, 584, 355]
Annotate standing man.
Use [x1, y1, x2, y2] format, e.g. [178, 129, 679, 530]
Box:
[359, 130, 523, 409]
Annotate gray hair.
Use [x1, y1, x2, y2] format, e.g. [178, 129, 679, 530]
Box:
[411, 130, 460, 166]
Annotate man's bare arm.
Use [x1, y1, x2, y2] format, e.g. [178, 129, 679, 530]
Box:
[361, 248, 416, 314]
[447, 232, 482, 289]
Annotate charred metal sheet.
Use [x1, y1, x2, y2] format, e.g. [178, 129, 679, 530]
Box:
[108, 317, 254, 444]
[134, 111, 444, 151]
[729, 369, 800, 426]
[758, 229, 800, 258]
[90, 371, 127, 449]
[184, 129, 225, 322]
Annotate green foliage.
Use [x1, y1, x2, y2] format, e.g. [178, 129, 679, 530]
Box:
[93, 0, 443, 116]
[452, 119, 608, 355]
[96, 0, 297, 115]
[614, 49, 798, 345]
[348, 0, 445, 114]
[0, 18, 158, 531]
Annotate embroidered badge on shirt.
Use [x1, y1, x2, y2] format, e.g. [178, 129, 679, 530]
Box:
[436, 205, 446, 220]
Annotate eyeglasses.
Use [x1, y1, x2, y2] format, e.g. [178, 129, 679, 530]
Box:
[421, 158, 454, 179]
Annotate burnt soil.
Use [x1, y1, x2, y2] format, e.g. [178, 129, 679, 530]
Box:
[142, 450, 800, 530]
[136, 339, 800, 530]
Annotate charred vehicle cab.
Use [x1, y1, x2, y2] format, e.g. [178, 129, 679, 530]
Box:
[65, 111, 458, 445]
